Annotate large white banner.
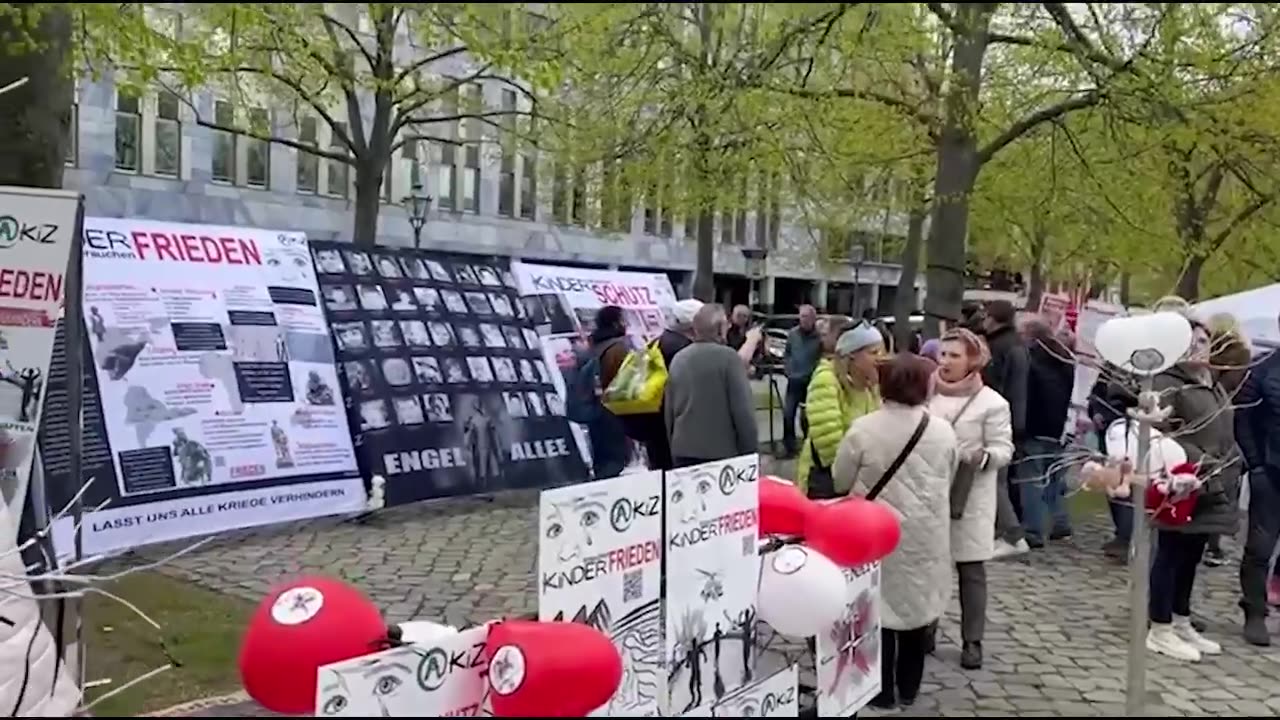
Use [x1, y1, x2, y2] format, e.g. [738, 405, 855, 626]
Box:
[538, 470, 665, 716]
[54, 218, 363, 556]
[664, 454, 760, 716]
[816, 563, 882, 717]
[511, 262, 678, 468]
[0, 187, 78, 518]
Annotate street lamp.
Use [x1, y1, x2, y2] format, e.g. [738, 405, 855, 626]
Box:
[741, 247, 769, 310]
[1093, 311, 1192, 717]
[401, 182, 431, 248]
[847, 244, 866, 318]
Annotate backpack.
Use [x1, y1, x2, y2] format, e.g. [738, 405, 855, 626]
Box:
[565, 337, 624, 424]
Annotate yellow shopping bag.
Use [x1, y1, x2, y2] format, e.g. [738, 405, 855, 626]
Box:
[602, 340, 667, 415]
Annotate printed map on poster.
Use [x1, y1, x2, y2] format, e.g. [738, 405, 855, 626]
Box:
[679, 664, 799, 717]
[665, 454, 760, 716]
[538, 471, 664, 716]
[61, 218, 363, 556]
[0, 187, 77, 515]
[316, 624, 489, 717]
[816, 563, 882, 717]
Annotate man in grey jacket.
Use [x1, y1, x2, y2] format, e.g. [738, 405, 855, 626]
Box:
[782, 304, 822, 457]
[665, 303, 759, 467]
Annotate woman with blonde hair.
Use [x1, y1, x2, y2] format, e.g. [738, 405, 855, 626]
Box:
[796, 323, 881, 498]
[927, 328, 1014, 670]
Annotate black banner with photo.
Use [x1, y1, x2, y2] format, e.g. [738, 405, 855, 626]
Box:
[310, 241, 588, 506]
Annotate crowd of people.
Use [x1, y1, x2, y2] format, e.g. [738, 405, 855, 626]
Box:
[567, 295, 1280, 710]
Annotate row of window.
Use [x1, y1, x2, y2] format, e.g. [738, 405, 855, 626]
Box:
[75, 87, 779, 248]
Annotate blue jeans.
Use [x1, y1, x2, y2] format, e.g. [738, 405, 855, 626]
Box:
[1018, 437, 1072, 543]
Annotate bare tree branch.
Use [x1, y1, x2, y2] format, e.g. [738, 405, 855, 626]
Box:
[394, 45, 469, 87]
[1208, 192, 1278, 252]
[977, 90, 1101, 165]
[320, 11, 375, 72]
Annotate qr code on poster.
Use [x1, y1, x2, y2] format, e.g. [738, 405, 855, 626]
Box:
[743, 534, 755, 556]
[623, 569, 643, 603]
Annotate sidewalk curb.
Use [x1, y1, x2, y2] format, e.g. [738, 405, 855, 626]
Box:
[144, 692, 251, 717]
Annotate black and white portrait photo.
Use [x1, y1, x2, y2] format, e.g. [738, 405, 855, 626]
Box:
[313, 248, 346, 274]
[489, 293, 514, 317]
[519, 358, 537, 383]
[375, 254, 403, 278]
[381, 358, 413, 387]
[480, 323, 506, 349]
[492, 357, 517, 383]
[358, 284, 388, 311]
[441, 290, 469, 315]
[322, 285, 357, 311]
[413, 287, 442, 311]
[454, 265, 480, 286]
[428, 321, 455, 347]
[334, 323, 369, 352]
[523, 327, 540, 349]
[502, 269, 517, 288]
[412, 356, 443, 384]
[456, 324, 481, 348]
[370, 320, 403, 348]
[476, 265, 501, 287]
[391, 288, 417, 311]
[465, 291, 493, 315]
[360, 399, 391, 431]
[344, 250, 374, 276]
[536, 359, 552, 384]
[401, 256, 430, 279]
[424, 393, 453, 422]
[426, 259, 452, 283]
[505, 391, 528, 418]
[442, 357, 469, 383]
[400, 320, 432, 347]
[467, 356, 494, 383]
[546, 391, 564, 416]
[343, 360, 374, 393]
[502, 325, 526, 350]
[393, 395, 425, 425]
[526, 391, 546, 417]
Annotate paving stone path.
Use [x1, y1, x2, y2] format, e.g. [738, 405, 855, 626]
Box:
[142, 488, 1280, 717]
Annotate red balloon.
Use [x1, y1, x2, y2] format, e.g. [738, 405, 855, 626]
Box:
[486, 620, 622, 717]
[239, 576, 387, 714]
[759, 476, 814, 537]
[804, 497, 901, 567]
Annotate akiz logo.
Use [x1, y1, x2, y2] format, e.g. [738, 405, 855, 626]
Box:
[0, 215, 58, 249]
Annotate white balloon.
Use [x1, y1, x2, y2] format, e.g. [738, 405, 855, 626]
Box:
[757, 545, 847, 638]
[397, 620, 458, 644]
[1094, 312, 1192, 375]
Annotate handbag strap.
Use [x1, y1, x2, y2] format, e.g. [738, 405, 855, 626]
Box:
[948, 391, 981, 427]
[867, 412, 931, 501]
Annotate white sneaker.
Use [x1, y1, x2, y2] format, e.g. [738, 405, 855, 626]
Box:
[1173, 615, 1222, 655]
[1147, 623, 1202, 662]
[992, 538, 1030, 559]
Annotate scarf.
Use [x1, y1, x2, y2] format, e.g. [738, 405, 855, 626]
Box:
[934, 369, 984, 397]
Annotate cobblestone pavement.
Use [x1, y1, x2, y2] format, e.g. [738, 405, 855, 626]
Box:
[142, 487, 1280, 717]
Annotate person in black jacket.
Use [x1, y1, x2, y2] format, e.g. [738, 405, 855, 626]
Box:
[1235, 324, 1280, 647]
[981, 300, 1031, 556]
[1017, 317, 1076, 548]
[1087, 364, 1140, 560]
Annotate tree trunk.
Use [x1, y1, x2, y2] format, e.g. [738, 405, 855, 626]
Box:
[1174, 255, 1205, 301]
[692, 210, 716, 301]
[894, 202, 927, 350]
[922, 4, 993, 339]
[1025, 227, 1047, 310]
[351, 159, 382, 248]
[0, 5, 72, 189]
[1119, 271, 1131, 307]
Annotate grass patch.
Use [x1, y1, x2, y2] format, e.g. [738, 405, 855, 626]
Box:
[84, 571, 250, 716]
[1068, 488, 1111, 519]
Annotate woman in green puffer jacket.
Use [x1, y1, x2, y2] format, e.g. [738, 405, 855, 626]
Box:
[797, 322, 885, 498]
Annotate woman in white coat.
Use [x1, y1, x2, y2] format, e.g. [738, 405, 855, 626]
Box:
[927, 328, 1013, 671]
[834, 353, 958, 710]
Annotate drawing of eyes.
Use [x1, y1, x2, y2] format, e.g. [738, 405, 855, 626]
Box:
[320, 695, 348, 715]
[671, 488, 684, 504]
[696, 477, 712, 495]
[546, 521, 563, 539]
[373, 673, 403, 697]
[581, 509, 600, 528]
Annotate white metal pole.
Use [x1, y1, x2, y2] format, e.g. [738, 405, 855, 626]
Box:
[1125, 376, 1153, 716]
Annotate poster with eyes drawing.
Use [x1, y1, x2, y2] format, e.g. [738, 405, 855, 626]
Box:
[664, 454, 760, 716]
[816, 563, 883, 717]
[538, 471, 665, 717]
[314, 624, 490, 717]
[679, 664, 799, 717]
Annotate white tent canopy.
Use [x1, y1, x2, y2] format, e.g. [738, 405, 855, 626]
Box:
[1193, 283, 1280, 350]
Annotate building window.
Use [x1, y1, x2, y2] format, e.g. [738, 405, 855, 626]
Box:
[296, 117, 318, 194]
[327, 122, 349, 197]
[403, 137, 422, 187]
[211, 100, 235, 183]
[246, 108, 270, 189]
[65, 102, 77, 167]
[462, 87, 482, 213]
[498, 90, 517, 217]
[438, 86, 459, 211]
[154, 90, 182, 177]
[520, 152, 536, 220]
[114, 91, 141, 172]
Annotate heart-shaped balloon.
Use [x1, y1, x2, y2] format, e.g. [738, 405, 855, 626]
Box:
[805, 497, 901, 567]
[758, 475, 814, 537]
[486, 620, 622, 717]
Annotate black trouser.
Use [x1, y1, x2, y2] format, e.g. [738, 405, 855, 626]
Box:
[957, 561, 987, 643]
[875, 626, 930, 704]
[782, 379, 808, 455]
[1241, 466, 1280, 617]
[1150, 530, 1208, 624]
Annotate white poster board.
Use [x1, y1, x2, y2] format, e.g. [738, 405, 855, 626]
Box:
[538, 470, 665, 716]
[816, 563, 882, 717]
[315, 624, 489, 716]
[0, 187, 78, 517]
[510, 262, 678, 468]
[664, 454, 761, 716]
[679, 664, 798, 717]
[60, 218, 364, 555]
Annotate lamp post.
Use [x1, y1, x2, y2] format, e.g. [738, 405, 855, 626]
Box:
[401, 182, 431, 248]
[1092, 311, 1193, 717]
[847, 244, 866, 318]
[741, 246, 769, 311]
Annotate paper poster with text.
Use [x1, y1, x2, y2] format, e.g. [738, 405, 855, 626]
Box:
[510, 262, 677, 468]
[0, 187, 78, 516]
[664, 454, 760, 716]
[46, 218, 363, 557]
[316, 622, 489, 717]
[538, 470, 664, 716]
[679, 664, 799, 717]
[816, 563, 882, 717]
[311, 242, 585, 506]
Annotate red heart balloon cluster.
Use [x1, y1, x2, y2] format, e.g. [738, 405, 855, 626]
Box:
[486, 620, 622, 717]
[758, 474, 901, 567]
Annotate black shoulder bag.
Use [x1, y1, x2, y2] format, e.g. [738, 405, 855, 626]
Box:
[866, 413, 931, 501]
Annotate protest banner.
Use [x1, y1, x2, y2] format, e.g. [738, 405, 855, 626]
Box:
[40, 218, 363, 557]
[510, 262, 678, 468]
[664, 454, 760, 716]
[538, 470, 665, 716]
[816, 563, 882, 717]
[0, 188, 79, 518]
[679, 664, 799, 717]
[311, 242, 586, 506]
